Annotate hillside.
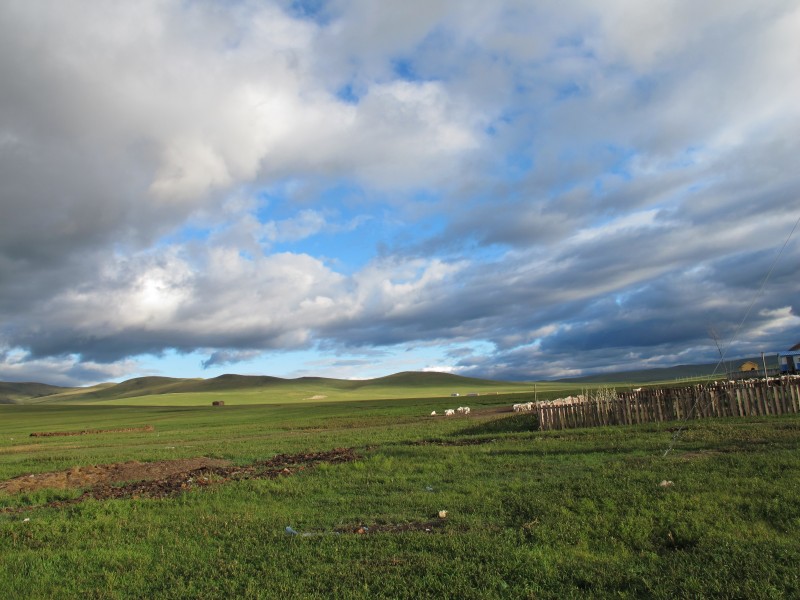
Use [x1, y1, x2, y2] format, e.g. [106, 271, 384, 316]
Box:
[356, 371, 510, 389]
[0, 381, 75, 404]
[33, 371, 535, 406]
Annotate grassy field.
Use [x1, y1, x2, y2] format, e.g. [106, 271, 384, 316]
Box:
[1, 391, 799, 598]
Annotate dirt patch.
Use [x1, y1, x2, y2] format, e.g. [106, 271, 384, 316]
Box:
[30, 425, 155, 438]
[0, 447, 358, 511]
[0, 457, 231, 495]
[306, 395, 327, 400]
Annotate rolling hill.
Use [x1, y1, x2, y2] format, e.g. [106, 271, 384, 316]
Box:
[12, 371, 535, 406]
[0, 381, 76, 404]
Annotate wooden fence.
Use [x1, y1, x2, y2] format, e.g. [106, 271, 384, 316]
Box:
[536, 380, 800, 431]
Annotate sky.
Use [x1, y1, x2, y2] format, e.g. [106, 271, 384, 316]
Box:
[1, 0, 799, 387]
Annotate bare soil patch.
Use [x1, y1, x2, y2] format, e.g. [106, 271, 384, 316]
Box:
[0, 457, 231, 495]
[30, 425, 155, 438]
[0, 448, 358, 511]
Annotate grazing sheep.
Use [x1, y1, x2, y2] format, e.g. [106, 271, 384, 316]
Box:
[430, 411, 437, 416]
[444, 409, 455, 416]
[457, 406, 471, 415]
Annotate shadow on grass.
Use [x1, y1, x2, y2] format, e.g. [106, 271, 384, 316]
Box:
[454, 413, 539, 436]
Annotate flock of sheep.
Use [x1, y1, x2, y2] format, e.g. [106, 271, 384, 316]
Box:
[430, 406, 471, 417]
[710, 375, 800, 386]
[427, 376, 799, 418]
[431, 394, 593, 417]
[515, 395, 588, 411]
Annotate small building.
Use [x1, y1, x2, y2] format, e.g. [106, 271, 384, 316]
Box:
[739, 361, 759, 372]
[212, 400, 225, 406]
[779, 349, 800, 374]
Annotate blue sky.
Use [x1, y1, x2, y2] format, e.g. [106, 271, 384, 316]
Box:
[1, 0, 799, 386]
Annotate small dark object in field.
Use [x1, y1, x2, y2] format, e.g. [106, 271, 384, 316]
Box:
[212, 400, 224, 406]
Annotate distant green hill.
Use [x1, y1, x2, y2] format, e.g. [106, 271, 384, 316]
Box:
[0, 381, 76, 404]
[31, 371, 535, 406]
[349, 371, 511, 389]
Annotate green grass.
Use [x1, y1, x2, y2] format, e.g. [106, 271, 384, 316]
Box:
[1, 397, 799, 598]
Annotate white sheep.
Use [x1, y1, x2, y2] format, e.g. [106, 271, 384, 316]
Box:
[457, 406, 471, 415]
[430, 411, 437, 416]
[444, 409, 455, 416]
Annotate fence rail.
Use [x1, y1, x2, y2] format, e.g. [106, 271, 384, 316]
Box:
[535, 380, 800, 431]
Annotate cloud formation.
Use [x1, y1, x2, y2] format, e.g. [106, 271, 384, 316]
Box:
[1, 1, 798, 385]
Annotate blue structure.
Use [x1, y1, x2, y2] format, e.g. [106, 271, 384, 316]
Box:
[779, 351, 800, 374]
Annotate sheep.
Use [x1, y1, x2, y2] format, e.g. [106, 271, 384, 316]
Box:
[457, 406, 470, 415]
[444, 409, 455, 416]
[430, 411, 437, 416]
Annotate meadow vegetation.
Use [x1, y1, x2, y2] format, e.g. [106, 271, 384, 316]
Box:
[1, 386, 799, 598]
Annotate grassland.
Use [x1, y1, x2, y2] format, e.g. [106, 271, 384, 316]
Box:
[1, 387, 799, 598]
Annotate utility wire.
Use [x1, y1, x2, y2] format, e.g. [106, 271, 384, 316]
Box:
[663, 212, 800, 457]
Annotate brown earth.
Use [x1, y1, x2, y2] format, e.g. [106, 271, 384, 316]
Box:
[0, 457, 231, 495]
[0, 447, 359, 511]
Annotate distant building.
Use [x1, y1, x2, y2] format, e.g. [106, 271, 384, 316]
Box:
[451, 393, 460, 397]
[212, 400, 225, 406]
[779, 349, 800, 374]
